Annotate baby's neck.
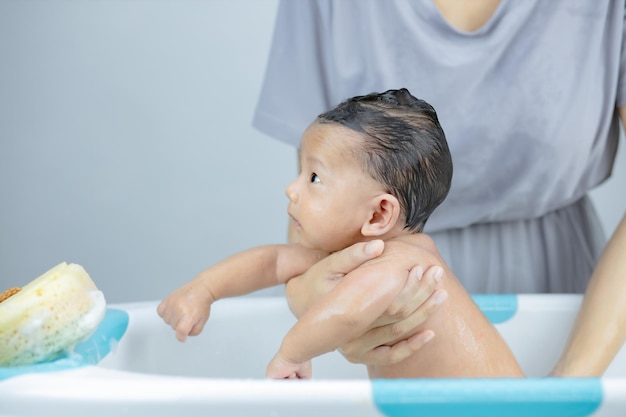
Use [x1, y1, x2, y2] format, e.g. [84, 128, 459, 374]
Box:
[369, 227, 415, 243]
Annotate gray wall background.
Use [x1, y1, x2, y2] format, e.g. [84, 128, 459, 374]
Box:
[1, 0, 624, 303]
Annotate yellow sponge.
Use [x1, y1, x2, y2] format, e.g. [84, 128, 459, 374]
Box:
[0, 262, 106, 366]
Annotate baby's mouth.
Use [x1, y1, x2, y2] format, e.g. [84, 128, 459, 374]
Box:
[289, 213, 302, 230]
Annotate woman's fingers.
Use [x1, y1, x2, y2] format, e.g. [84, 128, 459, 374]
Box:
[373, 264, 444, 327]
[340, 329, 436, 366]
[338, 265, 448, 365]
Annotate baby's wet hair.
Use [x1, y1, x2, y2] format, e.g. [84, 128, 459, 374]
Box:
[317, 88, 453, 232]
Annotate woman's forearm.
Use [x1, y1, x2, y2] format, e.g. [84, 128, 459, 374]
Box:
[551, 212, 626, 376]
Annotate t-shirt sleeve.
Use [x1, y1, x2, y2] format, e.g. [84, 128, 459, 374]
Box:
[252, 0, 334, 147]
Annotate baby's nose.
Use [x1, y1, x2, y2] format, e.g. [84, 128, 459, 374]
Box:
[285, 180, 298, 202]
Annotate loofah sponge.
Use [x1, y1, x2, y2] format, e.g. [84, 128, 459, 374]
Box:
[0, 262, 106, 366]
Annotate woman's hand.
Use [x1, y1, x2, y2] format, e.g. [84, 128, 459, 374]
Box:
[285, 240, 385, 317]
[339, 263, 447, 365]
[285, 234, 449, 366]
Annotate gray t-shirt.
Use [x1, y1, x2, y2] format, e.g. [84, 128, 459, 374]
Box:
[253, 0, 625, 292]
[253, 0, 624, 232]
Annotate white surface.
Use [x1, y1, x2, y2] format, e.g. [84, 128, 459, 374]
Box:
[97, 296, 626, 379]
[1, 296, 626, 417]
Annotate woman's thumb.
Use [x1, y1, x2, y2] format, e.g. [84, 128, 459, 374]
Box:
[363, 239, 385, 256]
[331, 240, 384, 273]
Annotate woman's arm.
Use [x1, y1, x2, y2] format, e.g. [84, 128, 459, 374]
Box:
[551, 211, 626, 376]
[550, 106, 626, 376]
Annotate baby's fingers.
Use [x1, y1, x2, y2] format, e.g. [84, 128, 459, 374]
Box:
[177, 303, 212, 341]
[189, 316, 209, 337]
[156, 298, 173, 321]
[175, 316, 197, 342]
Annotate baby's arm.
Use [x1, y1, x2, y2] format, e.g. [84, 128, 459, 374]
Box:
[266, 246, 410, 378]
[158, 244, 326, 341]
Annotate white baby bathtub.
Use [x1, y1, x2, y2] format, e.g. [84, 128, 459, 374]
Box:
[1, 295, 625, 417]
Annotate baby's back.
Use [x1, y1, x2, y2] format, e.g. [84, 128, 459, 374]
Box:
[367, 240, 523, 378]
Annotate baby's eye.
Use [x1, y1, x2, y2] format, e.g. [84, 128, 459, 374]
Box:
[310, 173, 320, 183]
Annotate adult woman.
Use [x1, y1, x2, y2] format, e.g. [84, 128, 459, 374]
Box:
[253, 0, 626, 376]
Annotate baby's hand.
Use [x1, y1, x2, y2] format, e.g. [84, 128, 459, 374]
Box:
[266, 352, 312, 379]
[157, 280, 215, 342]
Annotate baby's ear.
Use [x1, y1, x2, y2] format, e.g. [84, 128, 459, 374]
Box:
[361, 193, 401, 237]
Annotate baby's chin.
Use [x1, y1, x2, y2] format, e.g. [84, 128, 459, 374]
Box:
[0, 262, 106, 367]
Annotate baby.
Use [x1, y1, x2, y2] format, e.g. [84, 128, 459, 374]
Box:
[158, 88, 523, 379]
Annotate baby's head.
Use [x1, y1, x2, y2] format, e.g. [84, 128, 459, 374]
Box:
[318, 89, 453, 232]
[287, 88, 452, 252]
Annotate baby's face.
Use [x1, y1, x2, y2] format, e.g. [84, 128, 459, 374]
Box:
[285, 122, 385, 253]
